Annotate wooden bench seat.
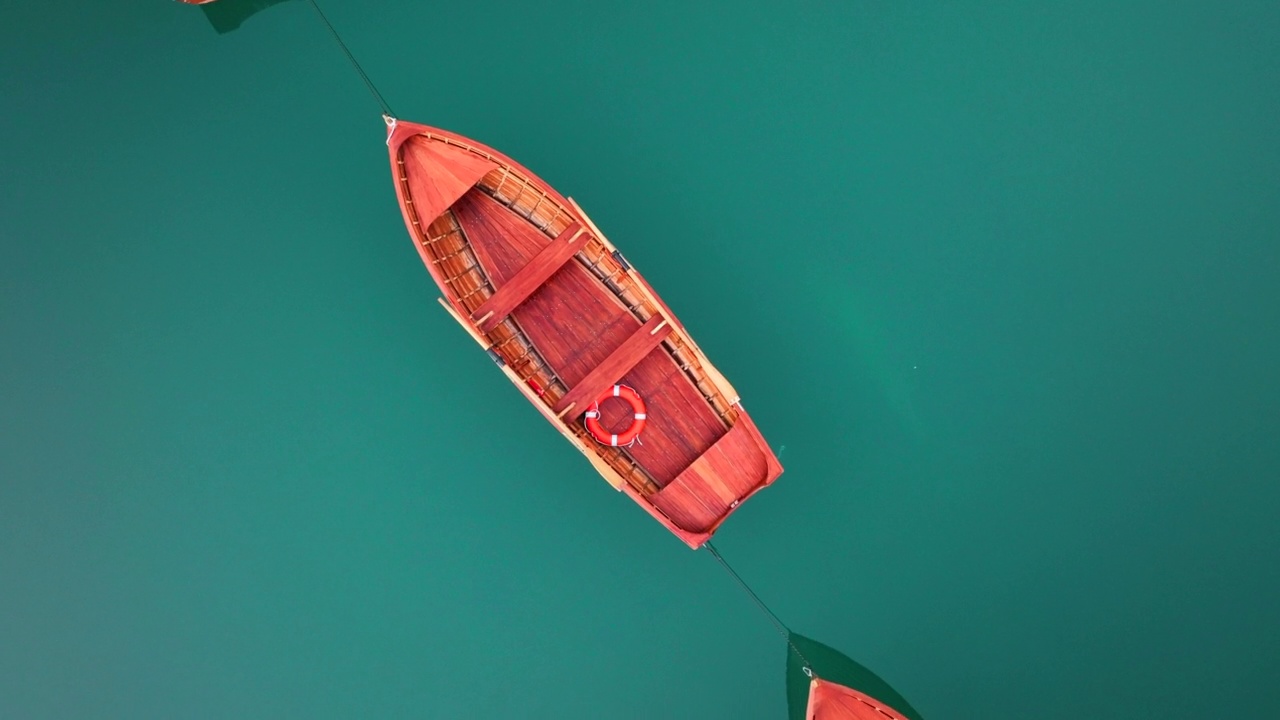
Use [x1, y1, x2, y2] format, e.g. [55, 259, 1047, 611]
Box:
[553, 314, 673, 416]
[470, 222, 583, 332]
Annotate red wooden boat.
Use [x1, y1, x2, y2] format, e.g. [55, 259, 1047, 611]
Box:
[385, 117, 782, 547]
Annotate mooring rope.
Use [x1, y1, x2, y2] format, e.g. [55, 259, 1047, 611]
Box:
[705, 541, 814, 676]
[294, 1, 811, 680]
[305, 0, 395, 117]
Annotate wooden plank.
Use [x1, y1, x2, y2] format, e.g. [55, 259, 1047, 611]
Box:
[469, 222, 584, 332]
[568, 196, 741, 404]
[553, 314, 673, 415]
[650, 418, 770, 532]
[401, 137, 498, 227]
[456, 191, 726, 485]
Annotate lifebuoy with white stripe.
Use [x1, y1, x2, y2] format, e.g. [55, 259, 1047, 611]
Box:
[584, 384, 646, 447]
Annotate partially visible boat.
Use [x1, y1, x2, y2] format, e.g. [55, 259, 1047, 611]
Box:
[786, 632, 925, 720]
[385, 118, 782, 547]
[805, 678, 913, 720]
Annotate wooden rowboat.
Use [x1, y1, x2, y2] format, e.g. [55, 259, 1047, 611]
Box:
[386, 118, 782, 547]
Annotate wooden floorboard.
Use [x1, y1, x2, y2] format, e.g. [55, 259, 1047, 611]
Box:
[553, 314, 672, 415]
[650, 420, 769, 531]
[451, 189, 550, 282]
[453, 189, 727, 485]
[620, 353, 728, 483]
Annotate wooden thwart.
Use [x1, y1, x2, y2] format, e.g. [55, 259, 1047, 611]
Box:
[569, 197, 741, 406]
[553, 314, 673, 416]
[470, 222, 584, 332]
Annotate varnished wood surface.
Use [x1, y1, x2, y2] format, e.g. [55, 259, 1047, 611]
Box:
[650, 416, 769, 532]
[470, 222, 583, 332]
[389, 120, 784, 544]
[454, 189, 726, 486]
[568, 196, 742, 406]
[400, 137, 497, 231]
[552, 314, 671, 416]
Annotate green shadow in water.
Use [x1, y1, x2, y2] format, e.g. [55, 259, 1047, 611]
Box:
[199, 0, 296, 34]
[786, 632, 924, 720]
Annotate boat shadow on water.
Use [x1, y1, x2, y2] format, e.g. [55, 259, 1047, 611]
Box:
[786, 632, 924, 720]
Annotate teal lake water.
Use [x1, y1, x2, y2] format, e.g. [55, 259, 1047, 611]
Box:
[3, 2, 1278, 717]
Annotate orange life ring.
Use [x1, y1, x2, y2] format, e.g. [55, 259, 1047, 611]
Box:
[584, 384, 646, 447]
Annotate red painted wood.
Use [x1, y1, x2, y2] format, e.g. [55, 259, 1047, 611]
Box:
[552, 314, 673, 415]
[470, 222, 583, 332]
[619, 483, 708, 547]
[454, 191, 639, 387]
[456, 191, 725, 486]
[649, 417, 770, 532]
[400, 137, 497, 228]
[806, 679, 911, 720]
[389, 122, 785, 545]
[615, 352, 726, 484]
[452, 190, 554, 281]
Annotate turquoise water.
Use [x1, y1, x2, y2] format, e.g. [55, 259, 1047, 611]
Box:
[3, 1, 1279, 717]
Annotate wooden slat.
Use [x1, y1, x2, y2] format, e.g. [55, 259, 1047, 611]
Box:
[455, 190, 726, 485]
[650, 418, 769, 532]
[553, 314, 673, 415]
[400, 137, 498, 227]
[470, 222, 583, 332]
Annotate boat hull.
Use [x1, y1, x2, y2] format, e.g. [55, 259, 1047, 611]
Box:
[386, 118, 781, 547]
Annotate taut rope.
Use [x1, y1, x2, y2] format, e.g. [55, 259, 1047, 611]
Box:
[705, 541, 814, 676]
[305, 0, 395, 117]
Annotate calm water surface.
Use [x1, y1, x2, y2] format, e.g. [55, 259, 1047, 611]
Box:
[2, 2, 1278, 717]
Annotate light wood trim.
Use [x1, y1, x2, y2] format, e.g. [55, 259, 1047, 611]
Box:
[581, 449, 629, 491]
[437, 297, 489, 348]
[568, 196, 620, 253]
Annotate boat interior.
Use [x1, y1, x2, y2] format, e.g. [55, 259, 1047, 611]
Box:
[393, 129, 778, 537]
